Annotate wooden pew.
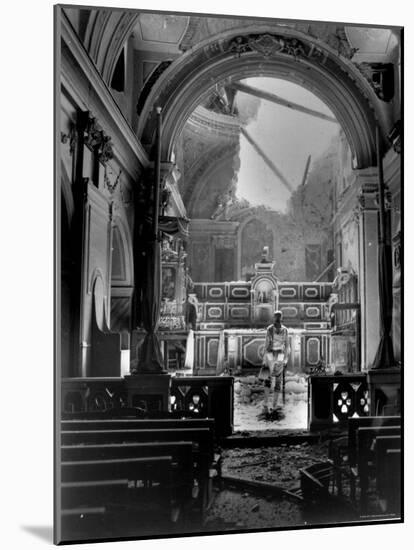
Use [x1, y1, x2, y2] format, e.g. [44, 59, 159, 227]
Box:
[60, 455, 175, 540]
[347, 416, 401, 468]
[383, 449, 401, 515]
[60, 425, 215, 527]
[354, 425, 401, 514]
[61, 427, 213, 460]
[61, 417, 216, 433]
[329, 416, 401, 501]
[374, 436, 401, 514]
[61, 441, 194, 510]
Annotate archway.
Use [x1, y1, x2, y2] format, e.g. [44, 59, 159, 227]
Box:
[137, 25, 385, 167]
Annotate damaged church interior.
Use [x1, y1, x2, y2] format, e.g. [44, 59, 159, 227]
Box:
[56, 5, 403, 543]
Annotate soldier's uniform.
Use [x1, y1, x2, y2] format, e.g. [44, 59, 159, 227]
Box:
[259, 318, 290, 412]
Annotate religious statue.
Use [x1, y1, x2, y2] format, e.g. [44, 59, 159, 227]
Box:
[261, 246, 270, 263]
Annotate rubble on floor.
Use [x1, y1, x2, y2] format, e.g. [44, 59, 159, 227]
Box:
[234, 372, 308, 431]
[204, 488, 303, 531]
[220, 440, 330, 491]
[204, 438, 358, 531]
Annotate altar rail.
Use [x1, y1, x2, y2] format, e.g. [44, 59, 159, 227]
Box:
[61, 376, 233, 437]
[307, 373, 369, 431]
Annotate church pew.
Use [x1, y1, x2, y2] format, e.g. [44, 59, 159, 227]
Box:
[61, 455, 173, 483]
[61, 427, 213, 458]
[61, 441, 194, 507]
[354, 425, 401, 514]
[61, 426, 214, 516]
[374, 435, 401, 513]
[61, 440, 193, 467]
[382, 448, 401, 515]
[347, 416, 401, 467]
[60, 456, 175, 539]
[61, 417, 215, 435]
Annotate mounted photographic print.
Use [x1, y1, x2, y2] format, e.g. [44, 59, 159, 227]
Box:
[54, 3, 403, 544]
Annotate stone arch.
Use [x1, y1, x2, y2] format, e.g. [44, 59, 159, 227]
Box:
[137, 25, 385, 168]
[186, 145, 240, 217]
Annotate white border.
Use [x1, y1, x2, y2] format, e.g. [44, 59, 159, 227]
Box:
[1, 1, 411, 549]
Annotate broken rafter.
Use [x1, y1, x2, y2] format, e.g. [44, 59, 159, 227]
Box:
[231, 81, 338, 124]
[240, 127, 294, 193]
[300, 155, 312, 186]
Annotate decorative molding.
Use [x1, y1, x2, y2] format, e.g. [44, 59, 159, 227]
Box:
[104, 167, 122, 194]
[188, 106, 241, 138]
[228, 33, 310, 60]
[60, 10, 149, 174]
[60, 125, 77, 155]
[83, 116, 114, 164]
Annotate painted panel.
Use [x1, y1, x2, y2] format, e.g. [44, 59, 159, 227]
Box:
[207, 285, 225, 300]
[206, 305, 224, 321]
[306, 337, 321, 365]
[279, 286, 299, 299]
[304, 286, 319, 299]
[206, 338, 219, 368]
[280, 306, 299, 318]
[229, 285, 250, 301]
[305, 306, 321, 319]
[243, 337, 266, 366]
[229, 305, 250, 319]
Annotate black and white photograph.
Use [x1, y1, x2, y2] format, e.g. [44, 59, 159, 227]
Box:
[53, 1, 404, 545]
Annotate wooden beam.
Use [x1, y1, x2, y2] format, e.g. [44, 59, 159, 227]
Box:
[300, 155, 312, 186]
[231, 81, 338, 124]
[240, 127, 294, 193]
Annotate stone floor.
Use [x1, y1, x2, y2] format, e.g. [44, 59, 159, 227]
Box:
[204, 488, 304, 531]
[204, 438, 358, 532]
[233, 372, 308, 432]
[220, 440, 330, 491]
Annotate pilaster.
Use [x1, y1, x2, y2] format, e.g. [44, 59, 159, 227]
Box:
[353, 168, 381, 371]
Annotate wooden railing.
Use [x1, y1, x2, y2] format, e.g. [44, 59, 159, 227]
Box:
[61, 375, 234, 437]
[171, 376, 234, 436]
[307, 373, 369, 431]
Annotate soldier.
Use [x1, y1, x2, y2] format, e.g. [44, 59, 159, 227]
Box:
[259, 310, 290, 414]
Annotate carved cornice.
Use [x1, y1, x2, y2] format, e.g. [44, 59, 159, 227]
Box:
[187, 106, 241, 139]
[189, 219, 239, 235]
